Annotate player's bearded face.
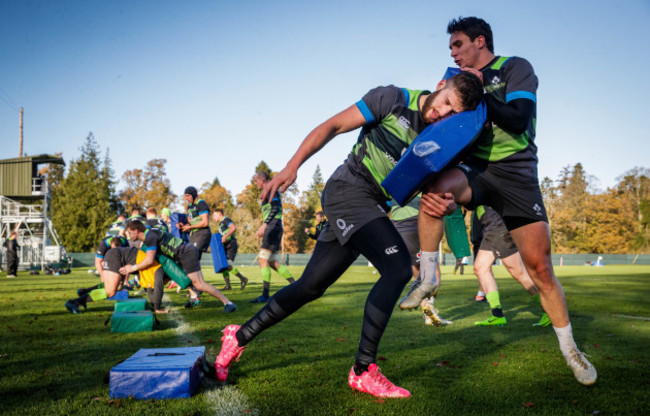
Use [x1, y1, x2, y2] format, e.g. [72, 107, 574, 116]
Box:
[421, 90, 441, 123]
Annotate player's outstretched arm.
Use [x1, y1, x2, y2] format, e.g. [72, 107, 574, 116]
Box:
[261, 104, 366, 201]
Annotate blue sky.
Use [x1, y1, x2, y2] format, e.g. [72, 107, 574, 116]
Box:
[1, 0, 648, 204]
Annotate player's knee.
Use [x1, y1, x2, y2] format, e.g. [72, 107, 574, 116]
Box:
[291, 276, 326, 302]
[376, 251, 411, 283]
[529, 264, 557, 292]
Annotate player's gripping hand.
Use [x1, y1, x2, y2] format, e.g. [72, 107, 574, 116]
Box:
[421, 192, 457, 218]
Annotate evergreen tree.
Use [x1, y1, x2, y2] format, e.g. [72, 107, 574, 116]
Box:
[293, 165, 326, 253]
[52, 133, 117, 252]
[616, 167, 650, 253]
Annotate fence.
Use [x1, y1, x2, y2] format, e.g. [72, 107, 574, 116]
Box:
[65, 252, 650, 268]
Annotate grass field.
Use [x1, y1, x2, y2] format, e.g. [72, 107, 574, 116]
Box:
[1, 264, 649, 415]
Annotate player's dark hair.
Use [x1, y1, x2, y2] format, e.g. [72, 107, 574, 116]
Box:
[126, 219, 146, 232]
[214, 208, 224, 215]
[447, 16, 494, 53]
[256, 171, 269, 181]
[146, 207, 157, 216]
[446, 72, 484, 111]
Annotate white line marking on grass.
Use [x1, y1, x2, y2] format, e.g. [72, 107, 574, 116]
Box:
[611, 314, 650, 321]
[163, 294, 259, 415]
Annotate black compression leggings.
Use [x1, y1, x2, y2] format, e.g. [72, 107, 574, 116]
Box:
[237, 216, 412, 368]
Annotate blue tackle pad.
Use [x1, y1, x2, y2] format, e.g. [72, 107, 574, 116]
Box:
[106, 290, 129, 301]
[210, 233, 229, 273]
[109, 346, 206, 399]
[381, 100, 486, 206]
[170, 213, 190, 243]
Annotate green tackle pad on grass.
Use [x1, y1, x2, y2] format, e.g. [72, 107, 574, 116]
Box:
[111, 310, 154, 333]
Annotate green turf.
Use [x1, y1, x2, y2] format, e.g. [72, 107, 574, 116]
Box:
[1, 265, 648, 415]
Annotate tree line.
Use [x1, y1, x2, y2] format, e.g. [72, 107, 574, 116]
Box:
[46, 133, 324, 253]
[47, 133, 649, 255]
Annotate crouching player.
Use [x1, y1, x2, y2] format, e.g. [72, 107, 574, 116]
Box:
[65, 243, 139, 313]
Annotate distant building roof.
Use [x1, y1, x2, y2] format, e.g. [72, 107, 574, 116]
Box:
[0, 154, 65, 166]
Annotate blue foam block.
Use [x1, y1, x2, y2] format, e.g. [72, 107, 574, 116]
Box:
[109, 346, 205, 399]
[382, 101, 487, 206]
[209, 233, 229, 273]
[107, 290, 129, 301]
[170, 213, 190, 243]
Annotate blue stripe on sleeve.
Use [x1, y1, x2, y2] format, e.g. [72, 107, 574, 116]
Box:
[506, 91, 536, 103]
[95, 254, 104, 259]
[355, 100, 374, 124]
[401, 88, 410, 106]
[145, 246, 157, 251]
[199, 211, 208, 215]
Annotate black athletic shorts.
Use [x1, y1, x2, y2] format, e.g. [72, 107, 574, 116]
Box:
[392, 217, 420, 266]
[261, 219, 283, 252]
[479, 208, 518, 259]
[223, 239, 238, 261]
[457, 158, 548, 230]
[176, 245, 202, 274]
[103, 247, 138, 273]
[190, 228, 212, 253]
[320, 177, 390, 246]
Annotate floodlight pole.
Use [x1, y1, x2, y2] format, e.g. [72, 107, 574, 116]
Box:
[19, 107, 23, 157]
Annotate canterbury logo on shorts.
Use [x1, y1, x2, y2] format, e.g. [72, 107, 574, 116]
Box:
[384, 246, 399, 255]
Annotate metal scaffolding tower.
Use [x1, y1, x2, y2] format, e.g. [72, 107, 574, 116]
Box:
[0, 155, 69, 271]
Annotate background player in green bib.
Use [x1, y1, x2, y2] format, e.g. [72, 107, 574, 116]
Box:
[106, 214, 126, 237]
[212, 209, 248, 290]
[178, 186, 212, 307]
[470, 205, 549, 327]
[251, 171, 295, 303]
[412, 16, 596, 385]
[179, 186, 212, 256]
[145, 207, 169, 232]
[304, 211, 328, 240]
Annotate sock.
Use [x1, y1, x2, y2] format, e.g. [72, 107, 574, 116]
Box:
[534, 293, 547, 314]
[261, 266, 272, 284]
[89, 288, 107, 301]
[276, 265, 293, 281]
[235, 328, 247, 347]
[486, 291, 503, 317]
[419, 251, 439, 286]
[553, 323, 578, 357]
[262, 281, 270, 298]
[354, 363, 369, 376]
[231, 265, 241, 275]
[223, 270, 230, 279]
[77, 294, 90, 308]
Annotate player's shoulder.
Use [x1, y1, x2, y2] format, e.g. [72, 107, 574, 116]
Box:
[501, 56, 535, 73]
